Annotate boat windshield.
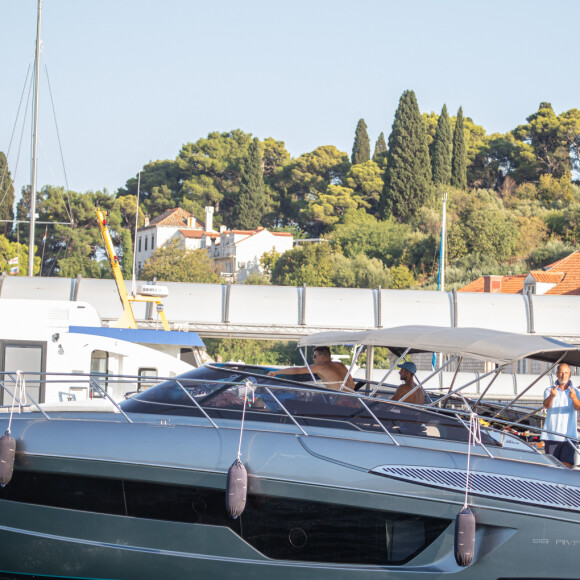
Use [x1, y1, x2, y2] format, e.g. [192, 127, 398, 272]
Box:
[120, 366, 499, 446]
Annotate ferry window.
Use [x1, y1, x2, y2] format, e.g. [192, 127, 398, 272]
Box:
[90, 350, 109, 395]
[138, 367, 158, 391]
[2, 343, 45, 404]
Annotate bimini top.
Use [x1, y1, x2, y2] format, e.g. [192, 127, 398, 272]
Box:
[298, 325, 580, 367]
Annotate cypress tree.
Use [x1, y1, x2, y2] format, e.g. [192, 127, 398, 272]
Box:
[231, 138, 265, 230]
[431, 104, 452, 185]
[451, 106, 468, 189]
[381, 90, 432, 222]
[373, 132, 387, 161]
[351, 118, 370, 165]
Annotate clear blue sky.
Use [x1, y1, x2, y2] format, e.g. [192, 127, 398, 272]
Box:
[2, 0, 580, 201]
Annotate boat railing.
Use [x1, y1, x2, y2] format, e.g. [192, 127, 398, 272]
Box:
[0, 371, 575, 460]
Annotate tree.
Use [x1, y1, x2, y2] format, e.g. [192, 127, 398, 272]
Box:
[451, 107, 467, 189]
[431, 105, 453, 185]
[513, 102, 572, 179]
[141, 240, 221, 283]
[381, 90, 432, 222]
[351, 119, 370, 165]
[117, 160, 182, 218]
[0, 234, 37, 276]
[344, 160, 384, 216]
[274, 145, 351, 234]
[270, 242, 335, 286]
[231, 138, 265, 229]
[331, 209, 412, 267]
[0, 152, 15, 236]
[177, 130, 253, 227]
[373, 132, 387, 160]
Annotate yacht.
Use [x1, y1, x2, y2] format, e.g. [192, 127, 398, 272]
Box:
[0, 298, 206, 403]
[0, 326, 578, 579]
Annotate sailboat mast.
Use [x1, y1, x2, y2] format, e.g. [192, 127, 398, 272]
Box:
[28, 0, 43, 277]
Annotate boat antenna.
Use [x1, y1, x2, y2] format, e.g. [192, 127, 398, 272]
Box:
[131, 171, 141, 296]
[28, 0, 43, 277]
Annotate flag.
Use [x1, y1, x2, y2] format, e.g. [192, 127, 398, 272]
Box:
[9, 266, 18, 275]
[42, 226, 47, 243]
[8, 257, 18, 266]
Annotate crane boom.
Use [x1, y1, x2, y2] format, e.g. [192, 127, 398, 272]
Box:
[96, 208, 170, 331]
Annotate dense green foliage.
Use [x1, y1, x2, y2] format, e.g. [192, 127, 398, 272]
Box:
[140, 240, 221, 283]
[351, 118, 370, 165]
[381, 90, 433, 222]
[3, 91, 580, 293]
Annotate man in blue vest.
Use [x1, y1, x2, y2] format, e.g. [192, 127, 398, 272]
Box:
[542, 363, 580, 468]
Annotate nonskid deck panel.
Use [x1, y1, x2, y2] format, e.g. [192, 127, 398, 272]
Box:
[372, 465, 580, 512]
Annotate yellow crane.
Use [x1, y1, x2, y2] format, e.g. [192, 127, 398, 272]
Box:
[96, 208, 170, 331]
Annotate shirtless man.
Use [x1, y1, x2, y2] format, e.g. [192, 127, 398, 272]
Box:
[267, 346, 356, 392]
[391, 361, 425, 405]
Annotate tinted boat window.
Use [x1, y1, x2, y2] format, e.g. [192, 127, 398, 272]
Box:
[0, 470, 449, 566]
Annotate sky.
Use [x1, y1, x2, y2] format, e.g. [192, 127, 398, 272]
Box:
[2, 0, 580, 202]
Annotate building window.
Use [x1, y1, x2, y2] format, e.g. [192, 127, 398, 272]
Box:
[151, 235, 155, 249]
[145, 237, 148, 251]
[138, 237, 141, 252]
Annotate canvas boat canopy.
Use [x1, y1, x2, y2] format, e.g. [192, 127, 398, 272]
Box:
[298, 325, 580, 367]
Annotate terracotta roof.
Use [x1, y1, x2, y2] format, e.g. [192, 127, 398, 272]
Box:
[457, 275, 525, 294]
[272, 232, 293, 237]
[178, 230, 204, 239]
[544, 251, 580, 295]
[458, 250, 580, 295]
[149, 207, 203, 228]
[528, 271, 564, 284]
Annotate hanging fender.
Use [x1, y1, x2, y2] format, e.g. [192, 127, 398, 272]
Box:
[226, 458, 247, 519]
[454, 506, 476, 566]
[0, 430, 16, 487]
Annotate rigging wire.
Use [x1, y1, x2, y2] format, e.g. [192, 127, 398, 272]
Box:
[0, 66, 33, 212]
[44, 65, 73, 227]
[0, 65, 32, 202]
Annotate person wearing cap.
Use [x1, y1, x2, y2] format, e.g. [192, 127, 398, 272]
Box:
[392, 360, 425, 405]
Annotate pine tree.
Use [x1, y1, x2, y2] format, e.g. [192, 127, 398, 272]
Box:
[431, 104, 452, 185]
[351, 119, 370, 165]
[373, 132, 387, 161]
[381, 90, 432, 222]
[231, 138, 265, 229]
[451, 107, 468, 189]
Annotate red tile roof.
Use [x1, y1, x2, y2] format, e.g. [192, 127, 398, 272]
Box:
[179, 230, 204, 239]
[458, 275, 525, 294]
[458, 251, 580, 295]
[529, 271, 564, 284]
[149, 208, 203, 228]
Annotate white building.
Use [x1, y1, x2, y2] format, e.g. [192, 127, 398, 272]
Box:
[135, 207, 218, 272]
[204, 227, 293, 282]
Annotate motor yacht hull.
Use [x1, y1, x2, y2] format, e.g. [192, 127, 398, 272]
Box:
[0, 410, 578, 580]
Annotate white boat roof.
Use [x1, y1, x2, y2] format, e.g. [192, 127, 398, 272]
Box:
[298, 325, 580, 366]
